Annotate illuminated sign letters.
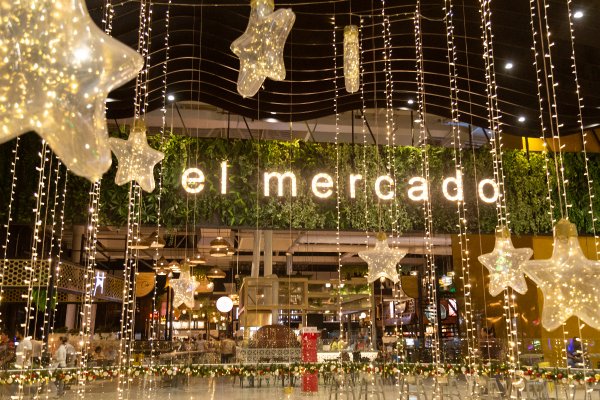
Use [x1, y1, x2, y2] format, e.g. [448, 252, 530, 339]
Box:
[181, 164, 499, 204]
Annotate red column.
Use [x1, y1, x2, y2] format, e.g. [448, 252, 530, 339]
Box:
[301, 329, 319, 393]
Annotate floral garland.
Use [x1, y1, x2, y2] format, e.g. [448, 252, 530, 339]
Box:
[0, 362, 597, 387]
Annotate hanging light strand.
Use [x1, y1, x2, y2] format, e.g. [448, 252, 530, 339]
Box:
[414, 2, 442, 386]
[445, 0, 478, 374]
[49, 168, 68, 340]
[332, 15, 344, 351]
[0, 138, 19, 326]
[478, 0, 521, 375]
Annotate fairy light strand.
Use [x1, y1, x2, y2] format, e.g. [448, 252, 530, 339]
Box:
[414, 3, 442, 390]
[478, 0, 521, 377]
[332, 15, 344, 354]
[445, 0, 478, 376]
[0, 137, 20, 326]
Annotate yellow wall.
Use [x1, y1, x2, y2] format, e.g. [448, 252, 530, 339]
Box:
[454, 234, 600, 367]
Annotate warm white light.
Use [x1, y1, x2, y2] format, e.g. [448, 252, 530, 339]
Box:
[442, 172, 463, 202]
[504, 62, 514, 70]
[182, 168, 206, 194]
[343, 25, 359, 93]
[311, 173, 334, 198]
[349, 174, 363, 199]
[478, 178, 499, 203]
[220, 161, 228, 194]
[167, 94, 175, 102]
[574, 10, 583, 19]
[264, 171, 297, 197]
[359, 312, 366, 319]
[216, 296, 234, 313]
[518, 116, 526, 123]
[230, 0, 295, 97]
[407, 177, 428, 201]
[375, 175, 395, 200]
[265, 118, 279, 123]
[407, 99, 414, 105]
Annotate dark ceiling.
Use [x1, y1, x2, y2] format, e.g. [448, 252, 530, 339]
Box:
[87, 0, 600, 137]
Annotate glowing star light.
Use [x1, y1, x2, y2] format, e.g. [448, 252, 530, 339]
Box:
[478, 226, 532, 297]
[359, 232, 406, 284]
[109, 121, 164, 192]
[0, 0, 143, 181]
[230, 0, 295, 97]
[170, 269, 199, 308]
[522, 219, 600, 331]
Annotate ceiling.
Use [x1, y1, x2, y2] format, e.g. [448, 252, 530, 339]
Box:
[88, 0, 600, 138]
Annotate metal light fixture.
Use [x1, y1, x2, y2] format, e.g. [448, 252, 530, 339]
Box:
[207, 267, 226, 279]
[147, 231, 166, 248]
[190, 253, 207, 265]
[210, 236, 230, 249]
[130, 235, 151, 250]
[210, 247, 229, 258]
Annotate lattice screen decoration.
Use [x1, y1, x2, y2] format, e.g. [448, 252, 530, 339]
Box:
[2, 260, 123, 302]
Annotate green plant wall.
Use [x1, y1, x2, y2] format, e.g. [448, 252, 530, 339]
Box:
[1, 132, 598, 235]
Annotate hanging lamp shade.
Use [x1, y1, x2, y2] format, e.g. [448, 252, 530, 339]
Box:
[156, 267, 167, 276]
[210, 236, 230, 249]
[206, 267, 226, 279]
[156, 256, 168, 268]
[148, 231, 166, 248]
[190, 253, 207, 265]
[130, 235, 151, 250]
[195, 276, 214, 293]
[210, 247, 229, 258]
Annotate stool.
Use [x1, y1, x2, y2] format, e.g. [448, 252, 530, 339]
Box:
[328, 373, 356, 400]
[358, 373, 385, 400]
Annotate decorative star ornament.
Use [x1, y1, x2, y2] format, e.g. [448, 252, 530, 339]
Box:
[358, 232, 406, 284]
[169, 268, 199, 309]
[230, 0, 295, 97]
[522, 219, 600, 331]
[478, 226, 533, 297]
[108, 121, 164, 192]
[0, 0, 143, 181]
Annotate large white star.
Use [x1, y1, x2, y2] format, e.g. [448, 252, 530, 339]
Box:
[230, 0, 295, 98]
[522, 219, 600, 331]
[358, 233, 406, 284]
[170, 270, 199, 309]
[108, 121, 164, 193]
[0, 0, 143, 181]
[478, 227, 532, 297]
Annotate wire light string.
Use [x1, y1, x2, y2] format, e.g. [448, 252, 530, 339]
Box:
[414, 4, 442, 396]
[444, 0, 478, 378]
[0, 137, 19, 327]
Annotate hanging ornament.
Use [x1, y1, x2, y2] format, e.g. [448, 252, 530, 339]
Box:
[478, 226, 533, 297]
[522, 219, 600, 331]
[358, 232, 406, 284]
[0, 0, 143, 181]
[343, 25, 359, 93]
[169, 267, 199, 308]
[109, 120, 164, 192]
[230, 0, 295, 98]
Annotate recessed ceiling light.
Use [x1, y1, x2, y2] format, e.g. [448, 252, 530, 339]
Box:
[265, 118, 278, 123]
[574, 10, 584, 19]
[505, 62, 514, 70]
[414, 118, 422, 123]
[518, 116, 526, 123]
[270, 111, 277, 115]
[167, 94, 175, 101]
[407, 99, 414, 105]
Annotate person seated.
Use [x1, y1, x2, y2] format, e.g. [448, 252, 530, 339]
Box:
[567, 337, 584, 368]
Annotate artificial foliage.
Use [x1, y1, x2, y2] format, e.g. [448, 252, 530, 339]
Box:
[1, 133, 599, 236]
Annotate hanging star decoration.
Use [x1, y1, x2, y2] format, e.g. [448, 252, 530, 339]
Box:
[108, 120, 164, 192]
[478, 226, 533, 297]
[358, 232, 406, 284]
[522, 219, 600, 331]
[0, 0, 143, 181]
[169, 265, 199, 309]
[230, 0, 295, 98]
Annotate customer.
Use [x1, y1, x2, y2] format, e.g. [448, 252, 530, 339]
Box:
[14, 332, 32, 368]
[567, 337, 584, 368]
[54, 337, 69, 396]
[220, 335, 236, 364]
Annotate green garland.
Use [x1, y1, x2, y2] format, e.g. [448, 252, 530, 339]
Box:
[2, 362, 599, 387]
